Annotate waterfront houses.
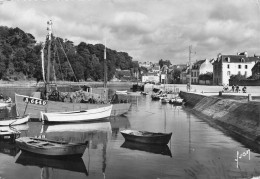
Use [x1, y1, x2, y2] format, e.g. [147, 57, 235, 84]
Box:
[213, 52, 259, 85]
[141, 63, 161, 83]
[180, 67, 188, 84]
[191, 59, 213, 84]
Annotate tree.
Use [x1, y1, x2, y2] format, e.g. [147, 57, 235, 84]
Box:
[173, 69, 181, 81]
[0, 53, 6, 79]
[198, 72, 213, 81]
[229, 74, 247, 81]
[159, 59, 171, 68]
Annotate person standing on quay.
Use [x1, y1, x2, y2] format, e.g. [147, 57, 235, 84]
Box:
[232, 85, 235, 92]
[236, 85, 240, 93]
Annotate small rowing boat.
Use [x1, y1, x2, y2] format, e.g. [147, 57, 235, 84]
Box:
[120, 130, 172, 145]
[41, 105, 112, 123]
[115, 90, 128, 95]
[0, 115, 30, 126]
[15, 137, 88, 157]
[169, 97, 184, 105]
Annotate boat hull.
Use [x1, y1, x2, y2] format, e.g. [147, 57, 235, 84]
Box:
[120, 130, 172, 145]
[0, 115, 30, 126]
[15, 137, 87, 157]
[41, 105, 112, 123]
[15, 94, 131, 119]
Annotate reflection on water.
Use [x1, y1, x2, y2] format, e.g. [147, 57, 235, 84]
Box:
[15, 151, 88, 178]
[0, 141, 19, 156]
[1, 93, 260, 178]
[40, 122, 111, 178]
[121, 141, 172, 157]
[109, 116, 130, 139]
[41, 121, 111, 145]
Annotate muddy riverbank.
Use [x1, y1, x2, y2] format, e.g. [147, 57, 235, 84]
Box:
[180, 91, 260, 147]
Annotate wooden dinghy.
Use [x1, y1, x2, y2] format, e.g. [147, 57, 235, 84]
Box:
[15, 137, 88, 157]
[169, 97, 184, 105]
[120, 130, 172, 145]
[0, 115, 30, 126]
[41, 105, 112, 123]
[115, 90, 128, 95]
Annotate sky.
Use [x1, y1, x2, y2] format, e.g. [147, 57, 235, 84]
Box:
[0, 0, 260, 64]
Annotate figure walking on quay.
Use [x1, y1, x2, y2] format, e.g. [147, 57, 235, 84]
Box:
[232, 85, 235, 92]
[236, 85, 240, 93]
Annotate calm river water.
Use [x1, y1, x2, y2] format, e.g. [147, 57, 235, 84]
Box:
[1, 91, 260, 179]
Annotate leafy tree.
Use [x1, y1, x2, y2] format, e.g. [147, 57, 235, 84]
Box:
[159, 59, 171, 68]
[173, 69, 181, 81]
[0, 53, 6, 78]
[229, 74, 247, 81]
[199, 72, 213, 80]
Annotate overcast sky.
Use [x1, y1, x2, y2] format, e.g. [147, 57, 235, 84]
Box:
[0, 0, 260, 64]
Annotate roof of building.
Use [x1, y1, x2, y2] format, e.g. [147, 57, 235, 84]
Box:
[192, 59, 205, 69]
[217, 55, 259, 63]
[145, 72, 158, 76]
[252, 61, 260, 71]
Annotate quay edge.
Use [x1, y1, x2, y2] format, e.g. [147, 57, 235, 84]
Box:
[180, 91, 260, 146]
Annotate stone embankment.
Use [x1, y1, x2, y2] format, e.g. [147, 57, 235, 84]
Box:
[180, 91, 260, 145]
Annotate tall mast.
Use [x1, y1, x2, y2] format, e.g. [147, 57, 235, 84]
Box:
[104, 39, 107, 88]
[189, 45, 192, 86]
[46, 20, 52, 100]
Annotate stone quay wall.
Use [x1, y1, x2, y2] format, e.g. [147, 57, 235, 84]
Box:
[180, 91, 260, 145]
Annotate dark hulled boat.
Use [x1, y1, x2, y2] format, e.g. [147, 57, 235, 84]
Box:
[120, 130, 172, 145]
[15, 137, 88, 157]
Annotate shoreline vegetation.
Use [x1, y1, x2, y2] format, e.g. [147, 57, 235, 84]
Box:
[0, 80, 137, 88]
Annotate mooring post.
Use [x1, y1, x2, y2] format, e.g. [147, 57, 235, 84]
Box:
[248, 94, 252, 101]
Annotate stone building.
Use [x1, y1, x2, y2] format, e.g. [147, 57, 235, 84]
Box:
[213, 52, 258, 85]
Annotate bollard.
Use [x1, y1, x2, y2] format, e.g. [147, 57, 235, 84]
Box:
[248, 94, 252, 101]
[219, 91, 222, 96]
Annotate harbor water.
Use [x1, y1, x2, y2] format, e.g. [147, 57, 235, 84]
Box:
[1, 90, 260, 178]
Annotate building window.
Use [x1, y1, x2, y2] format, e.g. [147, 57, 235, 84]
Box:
[227, 71, 230, 76]
[238, 71, 241, 75]
[238, 65, 241, 69]
[245, 65, 248, 69]
[227, 64, 230, 69]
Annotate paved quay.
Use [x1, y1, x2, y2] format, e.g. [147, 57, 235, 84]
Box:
[145, 84, 260, 100]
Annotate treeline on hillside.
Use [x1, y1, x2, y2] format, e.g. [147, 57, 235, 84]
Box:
[0, 26, 139, 82]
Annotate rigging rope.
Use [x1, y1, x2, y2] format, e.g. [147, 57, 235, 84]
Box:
[56, 37, 79, 83]
[55, 42, 64, 81]
[51, 25, 81, 90]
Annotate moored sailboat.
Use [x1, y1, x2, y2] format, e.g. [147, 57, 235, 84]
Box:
[0, 115, 29, 126]
[15, 20, 131, 119]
